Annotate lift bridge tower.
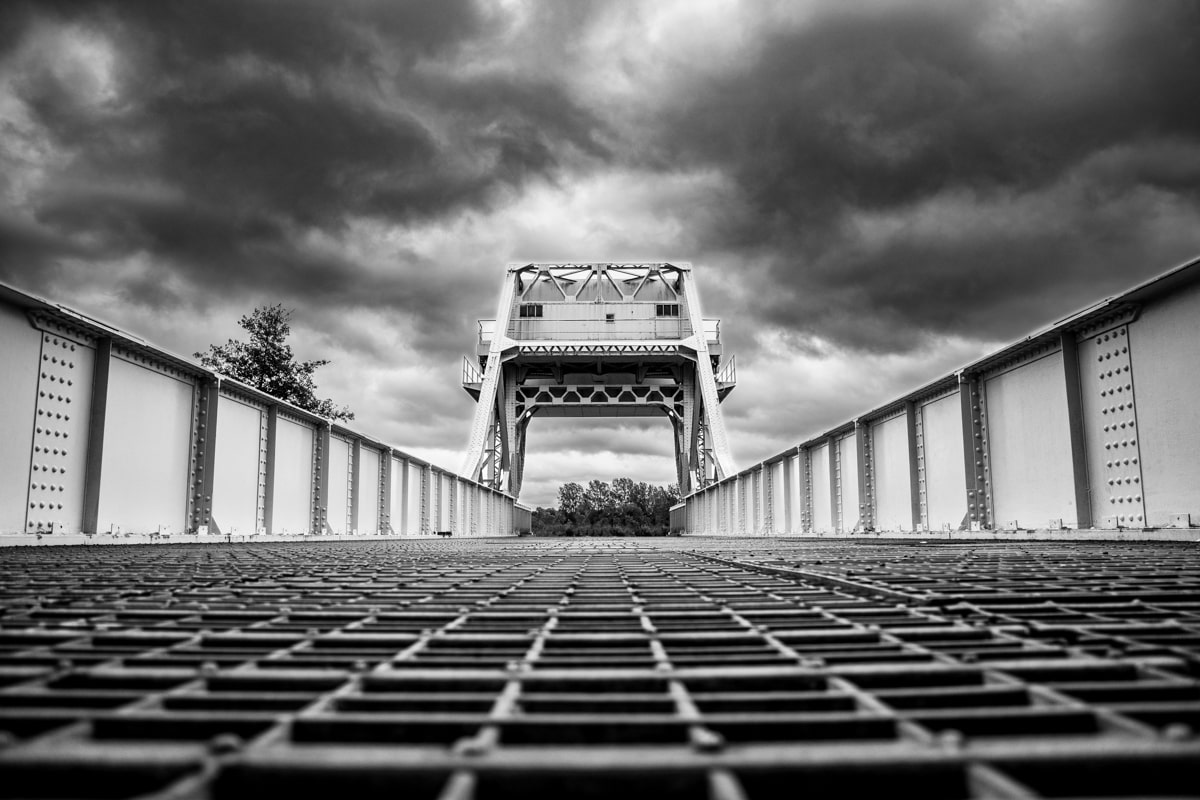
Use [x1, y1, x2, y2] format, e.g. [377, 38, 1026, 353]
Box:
[461, 263, 736, 498]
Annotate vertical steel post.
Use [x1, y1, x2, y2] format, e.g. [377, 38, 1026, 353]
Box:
[380, 449, 393, 534]
[314, 424, 330, 535]
[828, 436, 839, 533]
[350, 439, 361, 534]
[82, 337, 111, 534]
[959, 373, 990, 530]
[263, 406, 277, 534]
[1060, 333, 1092, 528]
[856, 420, 872, 532]
[194, 379, 220, 533]
[399, 456, 410, 536]
[420, 464, 431, 535]
[782, 454, 794, 534]
[905, 401, 921, 531]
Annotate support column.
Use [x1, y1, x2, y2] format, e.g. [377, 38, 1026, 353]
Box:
[856, 420, 872, 532]
[828, 436, 839, 533]
[350, 439, 361, 534]
[781, 455, 794, 534]
[263, 406, 278, 534]
[905, 401, 922, 531]
[1060, 333, 1092, 528]
[380, 449, 393, 534]
[802, 447, 813, 533]
[82, 338, 111, 534]
[399, 456, 410, 536]
[420, 464, 431, 535]
[192, 379, 220, 534]
[314, 424, 330, 535]
[959, 373, 991, 530]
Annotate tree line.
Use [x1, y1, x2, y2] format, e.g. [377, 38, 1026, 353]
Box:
[532, 479, 681, 536]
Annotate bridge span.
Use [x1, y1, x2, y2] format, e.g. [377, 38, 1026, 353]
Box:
[673, 256, 1200, 538]
[2, 256, 1198, 544]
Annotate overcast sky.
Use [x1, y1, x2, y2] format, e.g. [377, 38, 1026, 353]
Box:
[2, 1, 1199, 507]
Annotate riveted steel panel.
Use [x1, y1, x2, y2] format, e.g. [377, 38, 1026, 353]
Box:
[97, 358, 192, 534]
[920, 392, 965, 530]
[1079, 324, 1147, 528]
[837, 432, 859, 532]
[872, 415, 911, 531]
[326, 436, 352, 534]
[212, 394, 264, 535]
[25, 329, 94, 535]
[358, 447, 381, 535]
[985, 351, 1076, 529]
[1128, 282, 1200, 527]
[272, 415, 314, 534]
[810, 444, 832, 532]
[0, 305, 42, 533]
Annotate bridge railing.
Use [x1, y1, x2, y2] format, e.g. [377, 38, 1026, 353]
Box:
[681, 256, 1200, 536]
[0, 283, 518, 541]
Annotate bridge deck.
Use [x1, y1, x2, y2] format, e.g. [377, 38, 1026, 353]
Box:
[2, 539, 1199, 798]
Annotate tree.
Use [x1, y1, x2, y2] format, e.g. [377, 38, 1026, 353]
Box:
[558, 482, 584, 523]
[195, 304, 354, 421]
[533, 478, 680, 536]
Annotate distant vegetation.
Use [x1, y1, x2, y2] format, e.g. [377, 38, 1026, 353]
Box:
[196, 304, 354, 422]
[531, 479, 680, 536]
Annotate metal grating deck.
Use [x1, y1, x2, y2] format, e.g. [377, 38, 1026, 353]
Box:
[1, 538, 1198, 799]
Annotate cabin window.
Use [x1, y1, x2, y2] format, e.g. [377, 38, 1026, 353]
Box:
[655, 303, 680, 317]
[519, 304, 544, 318]
[605, 313, 615, 322]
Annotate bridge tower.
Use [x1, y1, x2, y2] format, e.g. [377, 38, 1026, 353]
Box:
[461, 263, 736, 498]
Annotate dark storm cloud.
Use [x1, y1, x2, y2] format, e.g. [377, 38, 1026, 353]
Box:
[654, 1, 1200, 352]
[0, 0, 605, 338]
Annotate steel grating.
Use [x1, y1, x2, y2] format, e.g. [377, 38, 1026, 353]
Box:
[1, 539, 1198, 799]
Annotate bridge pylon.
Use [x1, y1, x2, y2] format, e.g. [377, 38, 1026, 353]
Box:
[461, 263, 736, 498]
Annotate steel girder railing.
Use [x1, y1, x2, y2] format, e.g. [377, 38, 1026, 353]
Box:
[680, 254, 1200, 537]
[0, 538, 1198, 798]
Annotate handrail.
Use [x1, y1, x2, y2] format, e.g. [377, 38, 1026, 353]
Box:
[716, 354, 736, 384]
[462, 355, 483, 385]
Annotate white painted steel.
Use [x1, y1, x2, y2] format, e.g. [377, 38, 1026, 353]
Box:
[25, 331, 95, 534]
[440, 472, 452, 531]
[462, 271, 518, 479]
[272, 416, 314, 534]
[838, 432, 859, 532]
[1078, 327, 1144, 528]
[986, 352, 1076, 528]
[389, 456, 407, 535]
[921, 392, 966, 530]
[358, 446, 381, 535]
[212, 394, 263, 535]
[771, 460, 785, 534]
[811, 444, 832, 532]
[788, 454, 802, 534]
[326, 436, 352, 534]
[681, 271, 734, 479]
[0, 305, 43, 533]
[407, 461, 423, 535]
[872, 415, 912, 531]
[97, 359, 192, 534]
[1129, 281, 1200, 526]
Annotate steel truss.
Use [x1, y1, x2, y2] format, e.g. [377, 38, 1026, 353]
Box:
[461, 263, 736, 497]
